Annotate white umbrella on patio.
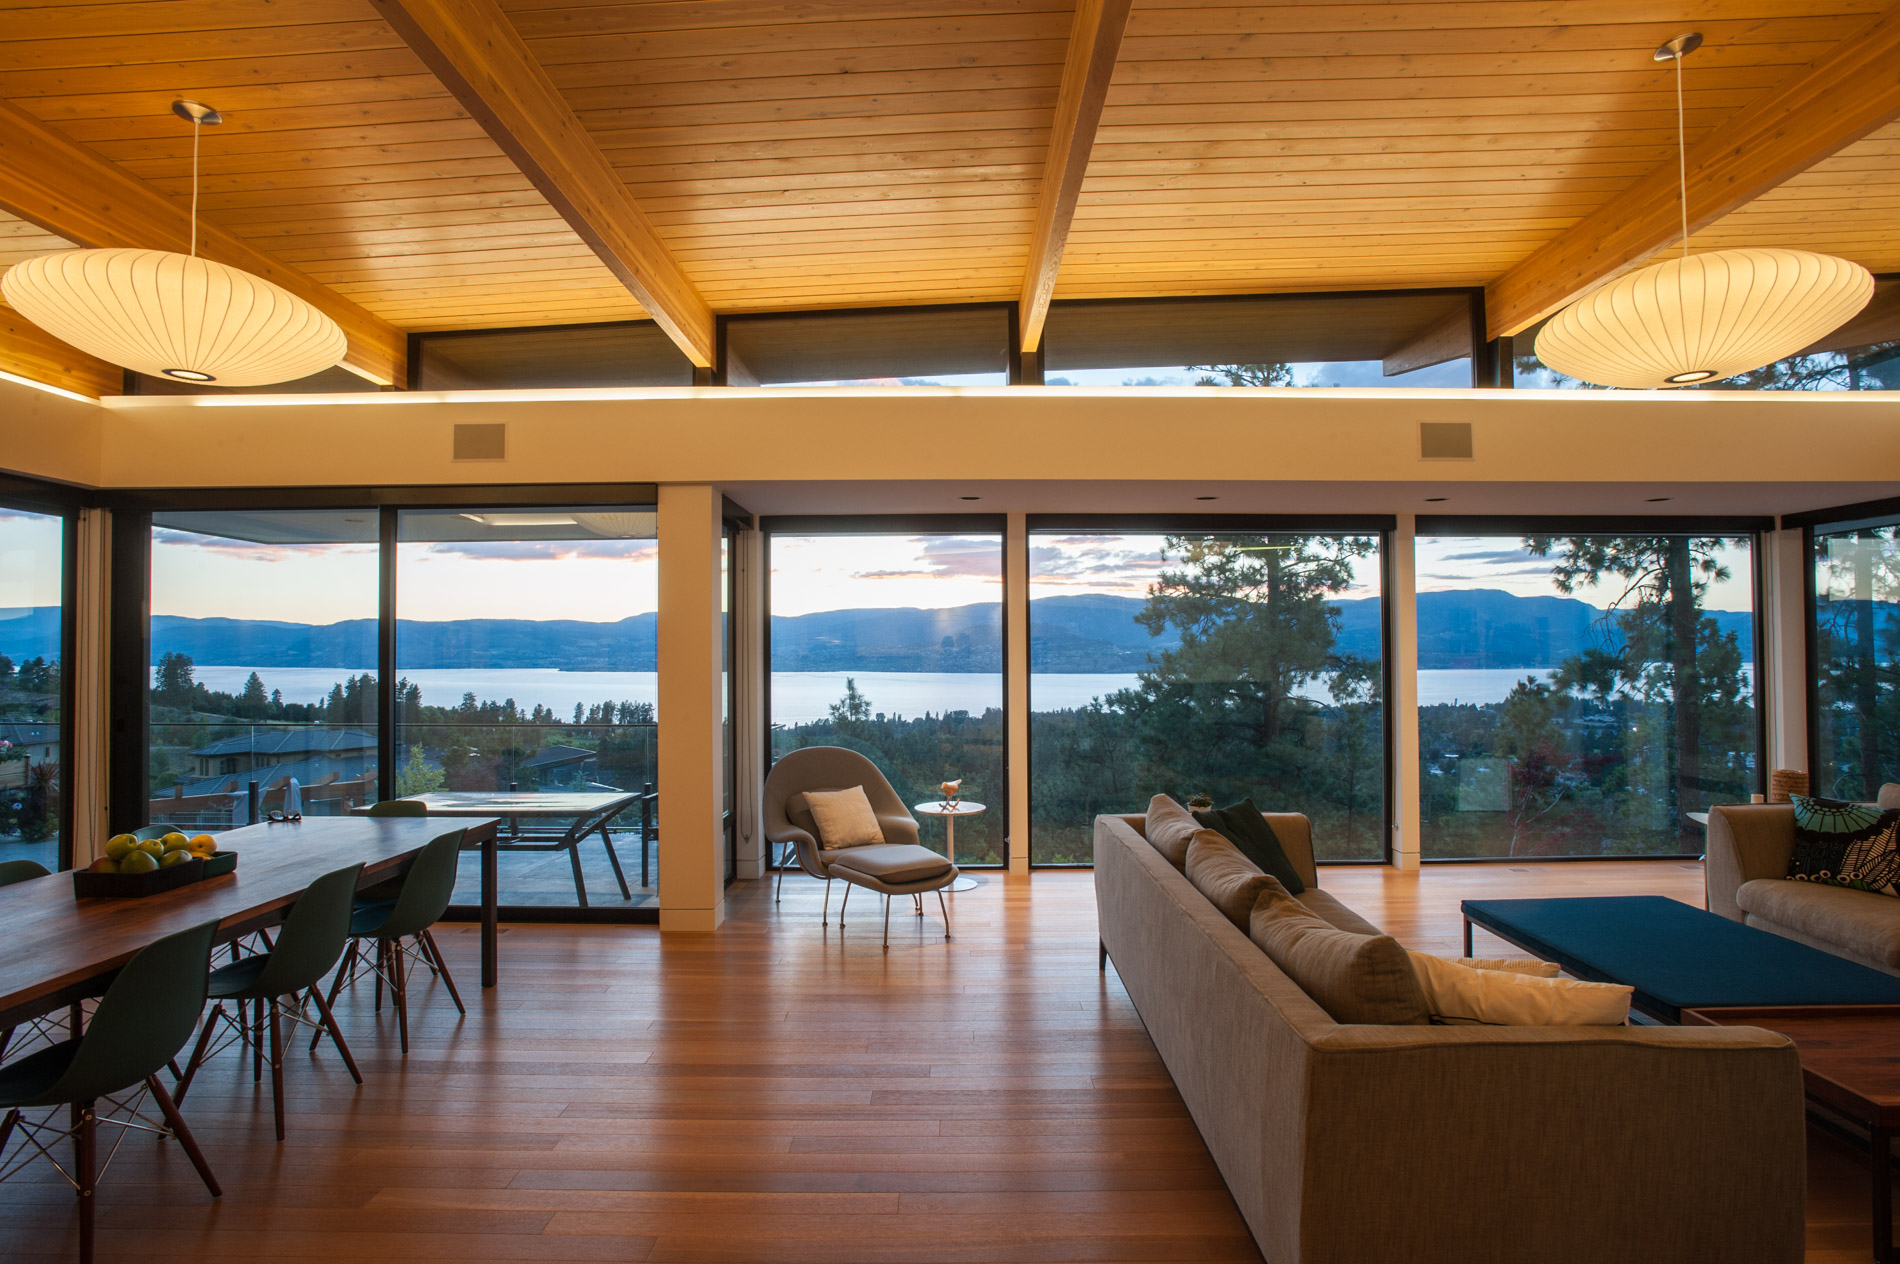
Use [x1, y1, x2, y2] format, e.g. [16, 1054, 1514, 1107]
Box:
[284, 777, 303, 816]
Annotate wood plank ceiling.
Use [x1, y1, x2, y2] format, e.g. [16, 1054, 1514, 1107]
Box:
[0, 0, 1896, 395]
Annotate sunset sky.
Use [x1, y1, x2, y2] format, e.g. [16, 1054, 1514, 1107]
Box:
[130, 523, 1757, 628]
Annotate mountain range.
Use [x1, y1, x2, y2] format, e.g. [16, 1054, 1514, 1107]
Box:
[1, 590, 1763, 674]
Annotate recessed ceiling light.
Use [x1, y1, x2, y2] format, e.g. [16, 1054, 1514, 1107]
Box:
[1424, 497, 1448, 503]
[1194, 495, 1219, 501]
[959, 495, 981, 501]
[1646, 497, 1673, 503]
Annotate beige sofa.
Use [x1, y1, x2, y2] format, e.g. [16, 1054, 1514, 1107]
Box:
[1705, 791, 1900, 976]
[1095, 811, 1806, 1264]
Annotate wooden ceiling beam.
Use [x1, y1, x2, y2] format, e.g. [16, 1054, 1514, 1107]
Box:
[1018, 0, 1132, 353]
[0, 99, 406, 387]
[1486, 3, 1900, 340]
[371, 0, 715, 366]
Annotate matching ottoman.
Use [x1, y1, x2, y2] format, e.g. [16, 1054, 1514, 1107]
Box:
[823, 844, 958, 948]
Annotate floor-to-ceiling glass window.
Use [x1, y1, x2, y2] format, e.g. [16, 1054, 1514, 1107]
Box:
[767, 523, 1006, 866]
[1813, 521, 1900, 800]
[395, 508, 658, 912]
[1028, 524, 1388, 864]
[0, 505, 65, 871]
[147, 511, 379, 837]
[1417, 529, 1760, 858]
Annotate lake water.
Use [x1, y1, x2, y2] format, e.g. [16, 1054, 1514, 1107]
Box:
[175, 664, 1724, 724]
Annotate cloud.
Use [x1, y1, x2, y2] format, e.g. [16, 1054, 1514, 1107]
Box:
[1435, 547, 1545, 565]
[848, 536, 999, 582]
[420, 539, 659, 562]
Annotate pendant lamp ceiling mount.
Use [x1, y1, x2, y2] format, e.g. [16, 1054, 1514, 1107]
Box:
[0, 99, 346, 388]
[1532, 31, 1872, 389]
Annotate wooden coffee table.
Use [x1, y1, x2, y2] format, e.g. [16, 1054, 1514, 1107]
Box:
[1684, 1006, 1900, 1263]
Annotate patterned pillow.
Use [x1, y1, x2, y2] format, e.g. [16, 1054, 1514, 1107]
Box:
[1787, 794, 1900, 896]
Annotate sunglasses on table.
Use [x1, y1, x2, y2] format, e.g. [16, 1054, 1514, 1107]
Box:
[266, 811, 303, 823]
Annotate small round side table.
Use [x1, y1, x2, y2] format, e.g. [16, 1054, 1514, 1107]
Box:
[913, 800, 986, 891]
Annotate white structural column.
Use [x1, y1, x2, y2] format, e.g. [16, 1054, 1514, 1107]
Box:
[1766, 526, 1810, 773]
[1389, 514, 1422, 869]
[658, 484, 727, 932]
[1006, 511, 1031, 875]
[69, 507, 111, 865]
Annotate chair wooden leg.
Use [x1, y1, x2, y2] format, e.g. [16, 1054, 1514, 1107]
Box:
[175, 1002, 225, 1103]
[373, 939, 386, 1012]
[306, 985, 362, 1085]
[267, 997, 286, 1142]
[600, 826, 632, 900]
[0, 1108, 16, 1155]
[69, 1002, 84, 1036]
[821, 877, 831, 923]
[389, 939, 410, 1055]
[422, 929, 466, 1015]
[566, 841, 590, 908]
[0, 1025, 11, 1060]
[883, 894, 891, 950]
[316, 941, 357, 1053]
[74, 1101, 95, 1264]
[252, 992, 265, 1083]
[147, 1075, 221, 1197]
[939, 888, 952, 940]
[838, 881, 851, 925]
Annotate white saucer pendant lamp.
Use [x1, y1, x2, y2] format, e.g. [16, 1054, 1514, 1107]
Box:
[1535, 247, 1873, 389]
[1534, 34, 1873, 389]
[0, 100, 345, 387]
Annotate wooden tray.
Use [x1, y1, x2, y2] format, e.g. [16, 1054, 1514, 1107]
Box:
[73, 856, 206, 899]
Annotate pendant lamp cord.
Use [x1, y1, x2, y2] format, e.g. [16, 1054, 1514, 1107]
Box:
[1673, 48, 1689, 261]
[188, 115, 201, 258]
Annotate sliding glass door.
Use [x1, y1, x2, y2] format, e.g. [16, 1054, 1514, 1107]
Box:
[1028, 524, 1387, 863]
[147, 511, 379, 838]
[395, 508, 659, 912]
[1417, 529, 1760, 858]
[767, 523, 1006, 867]
[1813, 522, 1900, 800]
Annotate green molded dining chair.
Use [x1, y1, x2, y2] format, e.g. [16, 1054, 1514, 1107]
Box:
[175, 864, 365, 1142]
[321, 829, 467, 1054]
[0, 860, 57, 1062]
[359, 799, 427, 900]
[0, 919, 223, 1264]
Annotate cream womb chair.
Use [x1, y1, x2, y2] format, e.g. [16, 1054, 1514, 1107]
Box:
[763, 746, 957, 947]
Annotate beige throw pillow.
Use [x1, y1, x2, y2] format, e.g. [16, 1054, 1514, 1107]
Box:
[1185, 832, 1275, 930]
[1407, 952, 1631, 1026]
[804, 785, 885, 850]
[1144, 794, 1202, 872]
[1249, 886, 1430, 1026]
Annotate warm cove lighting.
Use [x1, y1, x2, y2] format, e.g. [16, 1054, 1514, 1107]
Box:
[1534, 248, 1875, 390]
[2, 248, 347, 388]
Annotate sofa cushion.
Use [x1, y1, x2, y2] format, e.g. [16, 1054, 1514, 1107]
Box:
[1185, 833, 1276, 930]
[825, 843, 954, 884]
[1407, 952, 1631, 1026]
[803, 786, 885, 849]
[1738, 877, 1900, 970]
[1143, 794, 1202, 873]
[1194, 798, 1306, 894]
[1789, 794, 1900, 895]
[1296, 888, 1382, 937]
[1248, 886, 1429, 1026]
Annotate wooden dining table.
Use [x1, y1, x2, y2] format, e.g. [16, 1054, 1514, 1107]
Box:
[0, 815, 501, 1032]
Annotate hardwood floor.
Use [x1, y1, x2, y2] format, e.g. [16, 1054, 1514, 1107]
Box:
[0, 862, 1891, 1261]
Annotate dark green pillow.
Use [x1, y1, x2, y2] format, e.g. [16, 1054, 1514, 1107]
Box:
[1193, 798, 1306, 895]
[1789, 794, 1900, 896]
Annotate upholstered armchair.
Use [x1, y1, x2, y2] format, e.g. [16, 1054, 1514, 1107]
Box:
[763, 746, 920, 904]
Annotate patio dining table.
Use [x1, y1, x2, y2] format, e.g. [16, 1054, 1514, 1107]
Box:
[363, 791, 645, 911]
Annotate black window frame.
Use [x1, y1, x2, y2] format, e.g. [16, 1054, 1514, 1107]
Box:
[1413, 514, 1774, 864]
[1024, 513, 1398, 868]
[0, 472, 82, 871]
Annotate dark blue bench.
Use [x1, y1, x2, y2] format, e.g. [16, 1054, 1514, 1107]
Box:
[1461, 895, 1900, 1022]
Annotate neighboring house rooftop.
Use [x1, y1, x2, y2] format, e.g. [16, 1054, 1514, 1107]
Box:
[191, 728, 377, 759]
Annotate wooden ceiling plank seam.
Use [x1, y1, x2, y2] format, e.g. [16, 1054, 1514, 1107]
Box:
[4, 0, 383, 42]
[503, 0, 1078, 39]
[0, 97, 405, 385]
[1020, 0, 1133, 352]
[371, 0, 714, 365]
[0, 23, 408, 73]
[1486, 0, 1900, 337]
